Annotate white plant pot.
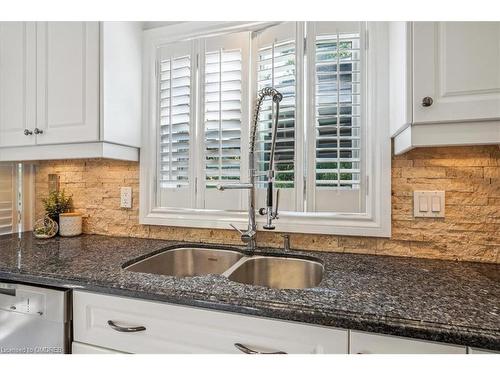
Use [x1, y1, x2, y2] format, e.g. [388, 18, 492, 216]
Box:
[59, 213, 83, 237]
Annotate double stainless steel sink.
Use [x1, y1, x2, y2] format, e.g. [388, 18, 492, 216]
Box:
[124, 247, 323, 290]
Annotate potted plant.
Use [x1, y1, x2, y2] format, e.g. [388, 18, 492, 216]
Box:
[42, 189, 73, 225]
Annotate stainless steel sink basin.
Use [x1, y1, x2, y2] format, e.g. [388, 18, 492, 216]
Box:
[125, 247, 245, 277]
[125, 246, 323, 290]
[226, 256, 324, 289]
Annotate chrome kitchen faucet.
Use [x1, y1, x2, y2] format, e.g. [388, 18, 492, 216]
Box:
[217, 87, 283, 252]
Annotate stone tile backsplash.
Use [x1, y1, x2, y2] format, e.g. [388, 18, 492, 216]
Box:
[35, 145, 499, 263]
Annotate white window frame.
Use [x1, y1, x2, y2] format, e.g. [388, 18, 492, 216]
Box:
[0, 162, 34, 235]
[140, 22, 391, 237]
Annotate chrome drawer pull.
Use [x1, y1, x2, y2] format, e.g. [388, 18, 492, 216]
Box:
[107, 320, 146, 333]
[234, 343, 286, 354]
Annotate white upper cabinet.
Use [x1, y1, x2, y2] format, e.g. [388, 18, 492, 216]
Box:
[36, 22, 100, 145]
[0, 22, 36, 147]
[390, 22, 500, 154]
[413, 22, 500, 124]
[0, 21, 142, 162]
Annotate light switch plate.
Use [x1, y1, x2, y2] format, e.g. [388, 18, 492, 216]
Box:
[120, 187, 132, 209]
[413, 191, 445, 218]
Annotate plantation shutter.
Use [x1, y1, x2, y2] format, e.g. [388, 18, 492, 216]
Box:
[306, 22, 366, 213]
[157, 41, 196, 208]
[200, 32, 250, 210]
[0, 163, 15, 235]
[254, 23, 298, 211]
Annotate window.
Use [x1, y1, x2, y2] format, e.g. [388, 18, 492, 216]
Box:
[156, 41, 194, 209]
[204, 47, 242, 189]
[154, 32, 250, 211]
[159, 55, 191, 190]
[141, 22, 390, 237]
[201, 33, 250, 211]
[0, 162, 32, 235]
[0, 163, 15, 235]
[256, 35, 296, 189]
[314, 32, 361, 189]
[254, 23, 298, 212]
[306, 22, 365, 213]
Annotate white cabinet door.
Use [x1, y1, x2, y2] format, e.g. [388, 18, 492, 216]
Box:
[0, 22, 36, 147]
[413, 22, 500, 124]
[350, 331, 466, 354]
[35, 22, 99, 145]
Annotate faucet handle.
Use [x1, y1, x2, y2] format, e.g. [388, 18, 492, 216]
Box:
[229, 223, 244, 236]
[229, 224, 254, 244]
[281, 234, 291, 251]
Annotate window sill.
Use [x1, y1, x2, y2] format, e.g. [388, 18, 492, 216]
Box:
[140, 208, 391, 238]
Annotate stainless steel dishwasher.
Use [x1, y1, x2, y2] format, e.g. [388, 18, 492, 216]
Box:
[0, 282, 71, 354]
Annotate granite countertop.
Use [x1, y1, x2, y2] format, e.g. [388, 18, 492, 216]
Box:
[0, 232, 499, 351]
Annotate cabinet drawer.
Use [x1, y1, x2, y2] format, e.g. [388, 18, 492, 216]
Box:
[350, 331, 466, 354]
[72, 341, 125, 354]
[71, 341, 127, 354]
[73, 291, 347, 354]
[468, 347, 499, 354]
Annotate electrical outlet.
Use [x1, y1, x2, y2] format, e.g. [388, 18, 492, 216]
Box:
[120, 187, 132, 209]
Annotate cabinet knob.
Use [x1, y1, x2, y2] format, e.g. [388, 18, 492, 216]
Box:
[421, 96, 433, 107]
[34, 128, 44, 135]
[24, 129, 33, 136]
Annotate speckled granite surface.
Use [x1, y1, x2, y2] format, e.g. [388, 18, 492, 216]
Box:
[0, 232, 499, 350]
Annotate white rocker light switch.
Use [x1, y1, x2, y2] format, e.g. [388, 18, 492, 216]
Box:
[413, 191, 445, 218]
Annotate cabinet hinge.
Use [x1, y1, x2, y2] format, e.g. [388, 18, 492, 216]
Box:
[303, 37, 307, 53]
[365, 29, 369, 50]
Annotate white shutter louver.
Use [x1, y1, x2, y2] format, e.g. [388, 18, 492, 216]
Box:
[314, 32, 361, 189]
[306, 22, 365, 213]
[159, 54, 192, 189]
[200, 32, 250, 211]
[256, 39, 296, 189]
[204, 48, 242, 188]
[0, 164, 15, 235]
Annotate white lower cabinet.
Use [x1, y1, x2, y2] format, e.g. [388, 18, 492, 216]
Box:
[350, 331, 466, 354]
[468, 347, 499, 354]
[72, 342, 124, 354]
[72, 291, 478, 354]
[73, 291, 348, 354]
